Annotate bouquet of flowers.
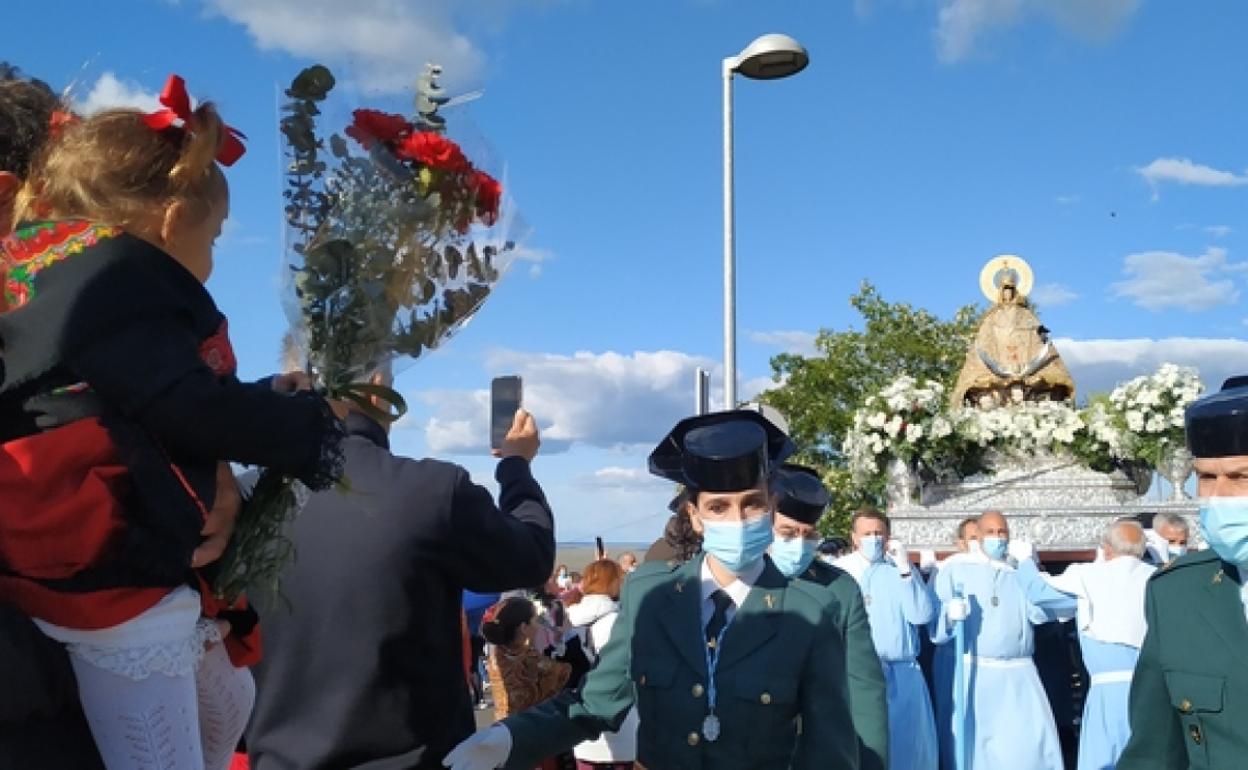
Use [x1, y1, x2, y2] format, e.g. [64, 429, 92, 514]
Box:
[843, 377, 963, 484]
[215, 64, 518, 602]
[1105, 363, 1203, 466]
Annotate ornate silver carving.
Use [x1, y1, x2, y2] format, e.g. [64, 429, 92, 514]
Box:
[1157, 445, 1193, 501]
[885, 457, 920, 508]
[888, 452, 1199, 550]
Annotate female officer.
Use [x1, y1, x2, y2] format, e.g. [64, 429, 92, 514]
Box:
[445, 410, 859, 770]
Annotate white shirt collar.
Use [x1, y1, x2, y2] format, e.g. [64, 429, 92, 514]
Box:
[700, 555, 763, 609]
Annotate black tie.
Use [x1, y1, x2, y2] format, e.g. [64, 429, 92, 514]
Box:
[705, 589, 734, 654]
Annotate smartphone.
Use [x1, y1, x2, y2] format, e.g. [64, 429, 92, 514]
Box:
[490, 375, 523, 450]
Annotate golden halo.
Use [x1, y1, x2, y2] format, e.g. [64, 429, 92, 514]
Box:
[979, 255, 1035, 303]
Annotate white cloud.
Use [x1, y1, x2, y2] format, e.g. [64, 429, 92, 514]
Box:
[1058, 337, 1248, 398]
[747, 330, 819, 357]
[577, 466, 666, 490]
[935, 0, 1140, 62]
[1205, 225, 1232, 238]
[1055, 193, 1081, 205]
[75, 73, 161, 114]
[1029, 282, 1079, 307]
[420, 349, 722, 454]
[204, 0, 546, 92]
[1137, 157, 1248, 200]
[1113, 247, 1244, 312]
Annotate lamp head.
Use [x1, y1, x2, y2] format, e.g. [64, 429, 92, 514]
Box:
[730, 34, 809, 80]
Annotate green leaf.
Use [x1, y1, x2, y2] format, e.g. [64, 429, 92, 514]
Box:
[288, 64, 337, 101]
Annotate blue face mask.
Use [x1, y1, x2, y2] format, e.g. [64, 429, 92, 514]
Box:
[771, 536, 818, 578]
[1200, 497, 1248, 565]
[1168, 544, 1187, 560]
[701, 515, 774, 574]
[983, 536, 1009, 561]
[859, 535, 885, 563]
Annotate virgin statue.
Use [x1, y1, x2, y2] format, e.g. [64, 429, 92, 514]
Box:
[951, 256, 1076, 408]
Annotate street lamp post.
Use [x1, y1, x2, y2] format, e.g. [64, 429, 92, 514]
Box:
[722, 33, 808, 409]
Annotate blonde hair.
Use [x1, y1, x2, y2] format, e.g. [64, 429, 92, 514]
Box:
[17, 103, 228, 229]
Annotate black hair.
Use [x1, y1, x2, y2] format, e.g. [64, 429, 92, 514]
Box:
[480, 597, 535, 647]
[0, 69, 59, 178]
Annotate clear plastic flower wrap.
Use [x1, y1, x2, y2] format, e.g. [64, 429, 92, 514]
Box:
[215, 63, 520, 602]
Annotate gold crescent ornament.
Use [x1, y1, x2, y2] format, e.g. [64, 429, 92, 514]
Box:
[979, 255, 1035, 303]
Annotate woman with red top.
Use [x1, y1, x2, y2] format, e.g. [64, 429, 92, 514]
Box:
[0, 76, 347, 770]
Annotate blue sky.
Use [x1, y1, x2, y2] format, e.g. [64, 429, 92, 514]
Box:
[9, 0, 1248, 542]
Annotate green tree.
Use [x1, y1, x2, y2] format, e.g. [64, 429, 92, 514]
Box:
[759, 282, 981, 534]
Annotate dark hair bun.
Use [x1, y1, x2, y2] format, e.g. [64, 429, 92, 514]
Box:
[481, 597, 535, 646]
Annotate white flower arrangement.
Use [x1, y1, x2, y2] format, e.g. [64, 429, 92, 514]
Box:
[1106, 363, 1203, 465]
[843, 377, 960, 484]
[842, 363, 1204, 497]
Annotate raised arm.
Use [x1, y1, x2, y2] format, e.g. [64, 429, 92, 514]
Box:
[446, 457, 555, 593]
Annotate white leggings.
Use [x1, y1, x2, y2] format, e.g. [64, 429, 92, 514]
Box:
[36, 587, 255, 770]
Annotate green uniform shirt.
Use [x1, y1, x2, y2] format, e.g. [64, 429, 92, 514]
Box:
[503, 554, 860, 769]
[792, 560, 889, 770]
[1119, 550, 1248, 770]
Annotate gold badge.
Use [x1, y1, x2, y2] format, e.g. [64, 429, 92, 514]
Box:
[1213, 570, 1224, 585]
[765, 595, 775, 609]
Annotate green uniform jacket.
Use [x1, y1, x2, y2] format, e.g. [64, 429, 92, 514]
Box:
[792, 560, 889, 770]
[1119, 551, 1248, 770]
[503, 554, 859, 769]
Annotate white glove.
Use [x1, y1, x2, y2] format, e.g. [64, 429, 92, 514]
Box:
[946, 597, 970, 623]
[1007, 539, 1035, 565]
[887, 539, 911, 576]
[444, 724, 513, 770]
[919, 549, 937, 574]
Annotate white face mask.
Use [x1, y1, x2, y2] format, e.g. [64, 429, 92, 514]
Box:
[859, 535, 885, 562]
[967, 540, 983, 556]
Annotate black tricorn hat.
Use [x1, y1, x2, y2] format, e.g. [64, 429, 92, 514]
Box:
[772, 464, 830, 526]
[1187, 377, 1248, 458]
[649, 410, 795, 492]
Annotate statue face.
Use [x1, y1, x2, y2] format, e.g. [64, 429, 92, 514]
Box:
[1001, 285, 1016, 302]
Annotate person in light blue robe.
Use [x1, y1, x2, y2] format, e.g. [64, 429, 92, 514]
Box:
[1038, 520, 1155, 770]
[931, 511, 1076, 770]
[927, 518, 982, 769]
[835, 508, 939, 770]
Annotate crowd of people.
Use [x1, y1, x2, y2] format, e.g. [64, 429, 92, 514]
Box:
[4, 65, 1248, 770]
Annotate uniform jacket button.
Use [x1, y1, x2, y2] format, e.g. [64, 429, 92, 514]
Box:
[692, 683, 705, 698]
[687, 732, 700, 746]
[640, 675, 647, 686]
[1179, 699, 1192, 714]
[760, 692, 772, 705]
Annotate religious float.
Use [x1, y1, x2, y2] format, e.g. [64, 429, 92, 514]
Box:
[843, 256, 1202, 556]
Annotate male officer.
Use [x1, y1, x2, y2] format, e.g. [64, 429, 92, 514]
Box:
[834, 509, 938, 770]
[444, 410, 858, 770]
[1119, 378, 1248, 769]
[769, 465, 889, 770]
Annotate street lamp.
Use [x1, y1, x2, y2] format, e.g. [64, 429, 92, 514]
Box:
[722, 34, 808, 409]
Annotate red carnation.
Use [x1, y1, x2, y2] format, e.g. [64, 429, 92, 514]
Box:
[469, 170, 502, 225]
[395, 131, 470, 173]
[345, 109, 411, 149]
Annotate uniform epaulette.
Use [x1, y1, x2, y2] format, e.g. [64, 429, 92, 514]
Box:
[629, 558, 684, 582]
[1152, 549, 1220, 578]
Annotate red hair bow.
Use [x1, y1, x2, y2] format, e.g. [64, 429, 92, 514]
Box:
[142, 74, 247, 166]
